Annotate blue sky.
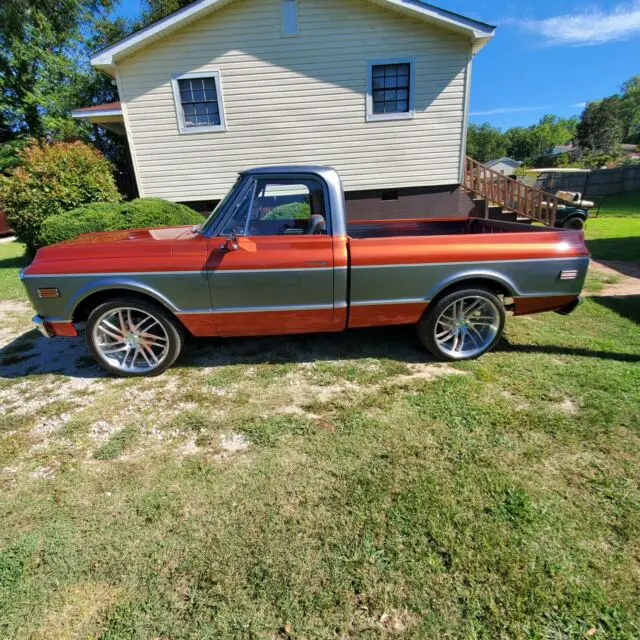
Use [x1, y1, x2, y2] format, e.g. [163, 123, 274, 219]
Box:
[112, 0, 640, 131]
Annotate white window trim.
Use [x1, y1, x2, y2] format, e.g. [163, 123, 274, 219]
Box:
[366, 57, 416, 122]
[171, 71, 227, 135]
[281, 0, 300, 37]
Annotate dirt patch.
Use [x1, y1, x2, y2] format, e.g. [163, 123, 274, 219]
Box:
[589, 260, 640, 296]
[554, 397, 579, 415]
[392, 362, 465, 385]
[31, 581, 119, 639]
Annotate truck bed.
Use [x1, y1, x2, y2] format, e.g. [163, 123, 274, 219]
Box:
[347, 217, 541, 239]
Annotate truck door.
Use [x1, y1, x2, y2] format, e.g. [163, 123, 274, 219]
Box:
[205, 176, 335, 336]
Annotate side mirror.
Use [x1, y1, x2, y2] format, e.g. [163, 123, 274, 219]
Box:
[220, 234, 239, 251]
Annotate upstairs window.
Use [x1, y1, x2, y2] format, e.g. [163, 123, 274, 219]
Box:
[366, 58, 415, 122]
[171, 71, 227, 134]
[281, 0, 299, 36]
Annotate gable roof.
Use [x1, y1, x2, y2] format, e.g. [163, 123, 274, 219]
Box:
[91, 0, 495, 73]
[486, 157, 522, 169]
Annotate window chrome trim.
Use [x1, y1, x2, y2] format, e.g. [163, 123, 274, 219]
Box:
[366, 57, 416, 122]
[171, 70, 227, 134]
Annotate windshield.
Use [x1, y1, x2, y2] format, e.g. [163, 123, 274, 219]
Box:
[200, 175, 245, 235]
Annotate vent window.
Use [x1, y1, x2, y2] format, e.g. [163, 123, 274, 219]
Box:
[281, 0, 299, 36]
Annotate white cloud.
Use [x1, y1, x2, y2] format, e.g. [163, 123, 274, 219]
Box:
[524, 2, 640, 46]
[470, 105, 552, 116]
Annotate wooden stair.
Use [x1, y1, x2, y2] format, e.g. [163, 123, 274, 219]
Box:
[462, 156, 560, 226]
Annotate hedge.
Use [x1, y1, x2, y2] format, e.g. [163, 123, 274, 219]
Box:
[38, 198, 204, 247]
[264, 201, 311, 220]
[1, 141, 121, 253]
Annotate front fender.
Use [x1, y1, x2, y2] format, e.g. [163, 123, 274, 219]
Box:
[63, 277, 182, 319]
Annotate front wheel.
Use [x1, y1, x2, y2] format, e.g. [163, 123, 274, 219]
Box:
[86, 298, 184, 377]
[418, 288, 505, 361]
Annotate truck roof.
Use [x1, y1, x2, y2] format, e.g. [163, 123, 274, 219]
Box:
[241, 165, 336, 176]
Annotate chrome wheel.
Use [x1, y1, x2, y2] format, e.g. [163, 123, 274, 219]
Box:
[92, 307, 169, 373]
[435, 296, 500, 359]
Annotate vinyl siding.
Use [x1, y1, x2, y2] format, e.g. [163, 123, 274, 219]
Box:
[117, 0, 471, 201]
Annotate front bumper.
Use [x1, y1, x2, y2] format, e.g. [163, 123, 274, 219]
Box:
[32, 315, 78, 338]
[33, 315, 54, 338]
[554, 296, 583, 316]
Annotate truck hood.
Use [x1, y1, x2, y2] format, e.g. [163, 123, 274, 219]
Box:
[57, 225, 194, 246]
[25, 226, 197, 275]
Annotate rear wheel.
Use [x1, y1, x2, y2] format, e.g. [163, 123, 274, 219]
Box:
[86, 298, 184, 377]
[418, 287, 505, 361]
[562, 216, 585, 230]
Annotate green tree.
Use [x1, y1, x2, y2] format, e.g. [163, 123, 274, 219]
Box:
[506, 115, 577, 164]
[621, 75, 640, 143]
[466, 123, 508, 163]
[576, 96, 625, 155]
[0, 0, 116, 140]
[140, 0, 194, 24]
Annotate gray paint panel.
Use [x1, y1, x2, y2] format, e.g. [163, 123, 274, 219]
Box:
[350, 257, 589, 303]
[24, 256, 588, 324]
[209, 268, 334, 310]
[24, 272, 211, 321]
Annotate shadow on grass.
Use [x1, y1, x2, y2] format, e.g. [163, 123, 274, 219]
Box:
[587, 237, 640, 262]
[590, 259, 640, 281]
[0, 254, 29, 270]
[591, 295, 640, 325]
[3, 321, 640, 380]
[496, 339, 640, 363]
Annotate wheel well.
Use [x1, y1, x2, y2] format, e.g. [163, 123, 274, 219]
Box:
[72, 289, 176, 324]
[431, 278, 512, 304]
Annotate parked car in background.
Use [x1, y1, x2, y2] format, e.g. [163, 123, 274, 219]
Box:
[21, 166, 589, 377]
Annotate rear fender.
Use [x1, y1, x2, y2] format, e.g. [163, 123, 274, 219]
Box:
[426, 269, 519, 301]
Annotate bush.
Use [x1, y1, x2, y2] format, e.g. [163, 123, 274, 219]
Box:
[121, 198, 203, 229]
[38, 198, 203, 246]
[264, 201, 311, 220]
[0, 140, 121, 252]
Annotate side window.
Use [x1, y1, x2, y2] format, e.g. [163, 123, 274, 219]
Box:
[246, 179, 327, 236]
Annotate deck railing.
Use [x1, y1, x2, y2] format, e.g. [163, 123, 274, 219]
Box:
[463, 156, 559, 226]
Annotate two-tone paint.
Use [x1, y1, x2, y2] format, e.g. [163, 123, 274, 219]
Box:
[21, 166, 589, 339]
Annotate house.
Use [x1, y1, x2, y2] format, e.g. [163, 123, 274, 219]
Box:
[486, 157, 522, 176]
[72, 0, 495, 219]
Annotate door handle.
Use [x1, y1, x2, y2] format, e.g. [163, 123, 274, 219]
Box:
[304, 260, 329, 266]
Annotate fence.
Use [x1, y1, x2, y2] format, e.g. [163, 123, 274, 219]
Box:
[536, 165, 640, 197]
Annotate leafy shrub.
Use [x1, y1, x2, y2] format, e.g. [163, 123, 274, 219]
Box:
[264, 201, 311, 220]
[38, 198, 203, 246]
[0, 140, 121, 252]
[121, 198, 203, 229]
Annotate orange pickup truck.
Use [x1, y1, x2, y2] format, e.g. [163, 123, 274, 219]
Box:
[22, 166, 589, 376]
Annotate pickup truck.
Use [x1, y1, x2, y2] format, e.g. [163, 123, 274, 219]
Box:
[21, 166, 589, 377]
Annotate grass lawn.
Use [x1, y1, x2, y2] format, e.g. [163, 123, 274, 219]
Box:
[1, 293, 639, 636]
[597, 191, 640, 218]
[586, 193, 639, 262]
[0, 221, 639, 637]
[0, 241, 28, 301]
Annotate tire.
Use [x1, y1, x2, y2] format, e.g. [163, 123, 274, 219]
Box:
[562, 216, 585, 230]
[418, 287, 505, 361]
[86, 297, 184, 377]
